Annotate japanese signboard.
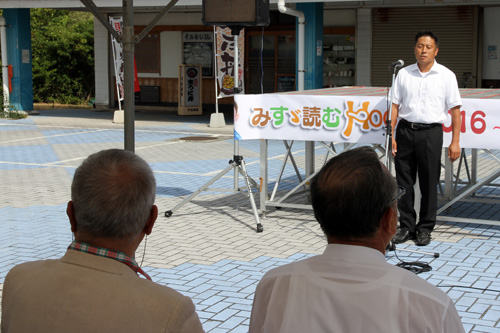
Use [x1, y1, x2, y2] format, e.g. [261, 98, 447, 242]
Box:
[182, 32, 213, 77]
[216, 27, 245, 98]
[178, 64, 202, 115]
[234, 93, 500, 149]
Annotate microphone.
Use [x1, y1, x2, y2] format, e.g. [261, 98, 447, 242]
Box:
[389, 60, 404, 68]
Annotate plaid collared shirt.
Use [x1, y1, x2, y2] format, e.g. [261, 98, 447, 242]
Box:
[68, 241, 152, 281]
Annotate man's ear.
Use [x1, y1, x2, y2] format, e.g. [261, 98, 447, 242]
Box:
[144, 205, 158, 236]
[381, 204, 397, 235]
[67, 201, 78, 233]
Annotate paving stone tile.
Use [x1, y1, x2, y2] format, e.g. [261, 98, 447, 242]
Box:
[2, 111, 500, 332]
[482, 308, 500, 322]
[196, 310, 216, 320]
[204, 301, 233, 314]
[456, 296, 477, 307]
[202, 319, 222, 331]
[228, 323, 250, 333]
[201, 296, 227, 306]
[467, 325, 499, 332]
[190, 283, 216, 294]
[469, 303, 491, 314]
[217, 315, 246, 330]
[212, 309, 241, 323]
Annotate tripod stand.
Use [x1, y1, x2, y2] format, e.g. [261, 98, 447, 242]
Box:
[164, 140, 263, 232]
[384, 61, 439, 259]
[164, 28, 264, 233]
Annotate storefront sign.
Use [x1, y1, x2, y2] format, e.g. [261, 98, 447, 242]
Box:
[216, 27, 245, 98]
[182, 32, 213, 77]
[234, 94, 500, 149]
[178, 64, 202, 115]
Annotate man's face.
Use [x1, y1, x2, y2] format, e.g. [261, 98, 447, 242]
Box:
[414, 36, 439, 68]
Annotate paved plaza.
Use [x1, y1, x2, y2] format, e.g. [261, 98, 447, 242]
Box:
[1, 107, 500, 332]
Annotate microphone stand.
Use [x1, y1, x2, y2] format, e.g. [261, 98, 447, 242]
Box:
[384, 64, 398, 171]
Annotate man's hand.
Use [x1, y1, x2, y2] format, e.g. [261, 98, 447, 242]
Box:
[448, 142, 460, 162]
[390, 103, 399, 157]
[448, 106, 461, 162]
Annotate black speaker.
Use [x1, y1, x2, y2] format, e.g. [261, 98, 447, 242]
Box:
[202, 0, 270, 27]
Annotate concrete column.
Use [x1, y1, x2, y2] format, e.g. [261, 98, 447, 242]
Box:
[93, 19, 111, 108]
[356, 8, 372, 87]
[295, 3, 323, 178]
[3, 9, 33, 111]
[296, 3, 324, 90]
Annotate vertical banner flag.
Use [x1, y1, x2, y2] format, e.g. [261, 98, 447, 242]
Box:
[110, 17, 124, 109]
[110, 17, 140, 110]
[216, 27, 245, 97]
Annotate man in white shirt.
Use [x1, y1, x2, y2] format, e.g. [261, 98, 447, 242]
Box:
[391, 31, 462, 246]
[249, 147, 464, 333]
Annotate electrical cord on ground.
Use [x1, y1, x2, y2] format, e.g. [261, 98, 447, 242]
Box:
[388, 244, 433, 274]
[395, 260, 432, 274]
[436, 284, 500, 294]
[389, 244, 500, 292]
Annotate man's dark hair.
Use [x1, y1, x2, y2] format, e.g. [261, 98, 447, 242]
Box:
[310, 146, 397, 240]
[415, 31, 439, 47]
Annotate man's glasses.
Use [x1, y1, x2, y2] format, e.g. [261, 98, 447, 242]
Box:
[391, 185, 406, 204]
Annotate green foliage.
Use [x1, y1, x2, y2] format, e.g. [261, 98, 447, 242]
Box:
[31, 9, 95, 104]
[0, 92, 26, 119]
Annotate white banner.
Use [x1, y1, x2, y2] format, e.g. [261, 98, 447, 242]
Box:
[216, 27, 244, 97]
[234, 94, 500, 150]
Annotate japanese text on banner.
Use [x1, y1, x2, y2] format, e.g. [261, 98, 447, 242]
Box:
[216, 27, 245, 97]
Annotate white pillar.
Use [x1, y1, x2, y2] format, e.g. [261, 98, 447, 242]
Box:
[93, 18, 110, 108]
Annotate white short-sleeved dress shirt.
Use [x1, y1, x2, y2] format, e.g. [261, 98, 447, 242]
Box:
[392, 61, 462, 124]
[249, 244, 465, 333]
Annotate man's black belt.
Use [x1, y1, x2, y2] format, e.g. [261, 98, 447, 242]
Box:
[400, 119, 441, 130]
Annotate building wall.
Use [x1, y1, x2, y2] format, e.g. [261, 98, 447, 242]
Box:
[482, 6, 500, 87]
[160, 31, 182, 78]
[324, 9, 355, 27]
[94, 5, 500, 107]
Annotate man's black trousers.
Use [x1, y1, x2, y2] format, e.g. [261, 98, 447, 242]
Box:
[394, 120, 443, 233]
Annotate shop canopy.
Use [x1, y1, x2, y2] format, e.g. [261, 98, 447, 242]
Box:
[0, 0, 373, 9]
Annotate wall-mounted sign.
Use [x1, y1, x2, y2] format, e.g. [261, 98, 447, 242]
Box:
[22, 50, 30, 64]
[182, 32, 213, 78]
[276, 75, 296, 92]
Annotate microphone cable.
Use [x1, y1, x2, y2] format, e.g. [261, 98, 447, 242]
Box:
[437, 284, 500, 294]
[389, 245, 500, 293]
[387, 242, 433, 275]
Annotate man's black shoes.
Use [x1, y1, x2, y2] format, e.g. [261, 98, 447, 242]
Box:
[392, 230, 415, 244]
[416, 232, 432, 246]
[393, 230, 432, 246]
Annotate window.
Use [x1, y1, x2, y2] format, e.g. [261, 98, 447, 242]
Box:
[135, 33, 160, 73]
